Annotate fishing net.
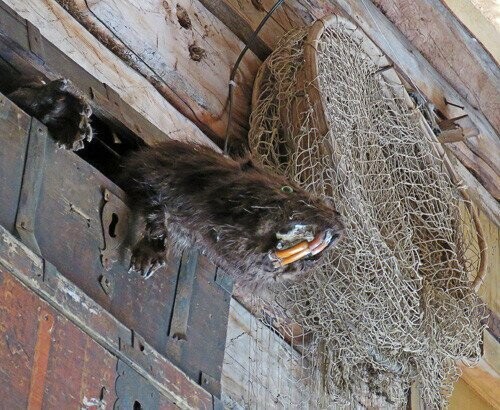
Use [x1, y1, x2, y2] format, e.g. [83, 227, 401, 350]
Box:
[244, 15, 487, 408]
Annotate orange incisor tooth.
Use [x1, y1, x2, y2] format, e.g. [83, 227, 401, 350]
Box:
[275, 241, 309, 259]
[280, 248, 311, 266]
[275, 231, 329, 266]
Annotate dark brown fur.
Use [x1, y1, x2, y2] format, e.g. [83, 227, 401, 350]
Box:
[123, 141, 344, 289]
[9, 79, 344, 290]
[8, 79, 92, 150]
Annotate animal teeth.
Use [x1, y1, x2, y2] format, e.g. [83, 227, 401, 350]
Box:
[275, 241, 309, 259]
[274, 231, 330, 266]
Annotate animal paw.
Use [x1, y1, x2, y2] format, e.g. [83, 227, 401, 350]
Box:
[9, 79, 92, 151]
[129, 237, 166, 279]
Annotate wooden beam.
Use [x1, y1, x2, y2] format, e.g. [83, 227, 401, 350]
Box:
[446, 141, 500, 200]
[196, 0, 276, 60]
[371, 0, 499, 134]
[449, 378, 495, 410]
[197, 0, 325, 58]
[447, 151, 500, 227]
[459, 359, 500, 409]
[1, 0, 218, 149]
[474, 212, 500, 315]
[222, 298, 317, 408]
[56, 0, 261, 146]
[441, 0, 500, 64]
[483, 330, 500, 375]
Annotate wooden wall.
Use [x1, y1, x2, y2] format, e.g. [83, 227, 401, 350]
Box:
[1, 0, 498, 408]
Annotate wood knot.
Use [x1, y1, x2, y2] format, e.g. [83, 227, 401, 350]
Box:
[176, 5, 191, 29]
[251, 0, 265, 11]
[189, 43, 206, 62]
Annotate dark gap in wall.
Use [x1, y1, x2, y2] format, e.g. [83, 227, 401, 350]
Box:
[76, 114, 145, 185]
[0, 60, 146, 188]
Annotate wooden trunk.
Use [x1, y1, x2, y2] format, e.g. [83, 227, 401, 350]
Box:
[0, 82, 231, 407]
[0, 0, 498, 408]
[0, 90, 230, 395]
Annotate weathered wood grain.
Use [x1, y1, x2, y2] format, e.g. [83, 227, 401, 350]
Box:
[483, 330, 500, 375]
[199, 0, 345, 60]
[59, 0, 261, 146]
[198, 0, 321, 58]
[0, 267, 119, 409]
[0, 225, 214, 409]
[446, 141, 500, 200]
[474, 210, 500, 315]
[459, 358, 500, 409]
[0, 94, 30, 233]
[442, 0, 500, 64]
[446, 152, 500, 228]
[449, 378, 495, 410]
[372, 0, 500, 134]
[2, 0, 217, 149]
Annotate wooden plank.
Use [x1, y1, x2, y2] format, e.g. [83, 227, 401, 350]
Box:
[0, 225, 214, 409]
[198, 0, 340, 59]
[0, 94, 30, 232]
[446, 141, 500, 200]
[459, 359, 500, 409]
[27, 310, 55, 409]
[114, 360, 179, 409]
[0, 265, 182, 409]
[1, 0, 217, 149]
[483, 330, 500, 375]
[221, 298, 317, 409]
[447, 153, 500, 228]
[196, 0, 276, 60]
[474, 210, 500, 315]
[441, 0, 500, 63]
[449, 378, 495, 410]
[0, 269, 38, 409]
[78, 0, 261, 145]
[174, 255, 232, 397]
[371, 0, 500, 135]
[0, 13, 193, 148]
[198, 0, 308, 59]
[0, 267, 118, 409]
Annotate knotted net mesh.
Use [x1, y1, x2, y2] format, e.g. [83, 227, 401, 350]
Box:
[246, 17, 486, 408]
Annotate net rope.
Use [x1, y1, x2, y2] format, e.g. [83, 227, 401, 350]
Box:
[246, 22, 486, 408]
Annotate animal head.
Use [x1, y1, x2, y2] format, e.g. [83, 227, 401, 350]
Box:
[209, 156, 344, 287]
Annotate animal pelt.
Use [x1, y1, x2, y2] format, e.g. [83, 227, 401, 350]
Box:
[8, 79, 92, 150]
[8, 79, 344, 291]
[123, 141, 344, 290]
